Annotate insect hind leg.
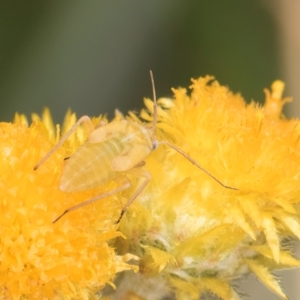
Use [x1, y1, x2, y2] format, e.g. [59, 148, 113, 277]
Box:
[116, 168, 150, 223]
[53, 182, 131, 223]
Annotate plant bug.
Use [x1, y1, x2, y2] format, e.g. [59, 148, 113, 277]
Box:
[34, 71, 237, 223]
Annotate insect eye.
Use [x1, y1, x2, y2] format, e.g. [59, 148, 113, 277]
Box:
[152, 140, 158, 150]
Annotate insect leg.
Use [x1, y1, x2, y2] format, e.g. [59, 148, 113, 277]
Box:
[116, 168, 150, 223]
[34, 116, 94, 170]
[53, 181, 131, 223]
[159, 140, 238, 190]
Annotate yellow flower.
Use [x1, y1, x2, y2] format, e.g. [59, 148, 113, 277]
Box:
[5, 76, 300, 300]
[112, 77, 300, 300]
[1, 109, 137, 300]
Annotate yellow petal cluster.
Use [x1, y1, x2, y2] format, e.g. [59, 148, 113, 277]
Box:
[0, 110, 136, 299]
[3, 76, 300, 300]
[113, 77, 300, 300]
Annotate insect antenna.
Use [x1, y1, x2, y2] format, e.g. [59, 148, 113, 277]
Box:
[159, 140, 237, 190]
[149, 70, 158, 135]
[149, 72, 237, 191]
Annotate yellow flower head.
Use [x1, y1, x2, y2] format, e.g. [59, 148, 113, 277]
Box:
[3, 76, 300, 300]
[113, 77, 300, 300]
[1, 110, 137, 300]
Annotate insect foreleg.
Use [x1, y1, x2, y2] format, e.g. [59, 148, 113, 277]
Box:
[159, 140, 238, 190]
[34, 116, 94, 170]
[116, 168, 150, 223]
[53, 181, 131, 223]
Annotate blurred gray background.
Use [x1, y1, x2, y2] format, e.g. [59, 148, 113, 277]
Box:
[0, 0, 284, 123]
[1, 0, 300, 299]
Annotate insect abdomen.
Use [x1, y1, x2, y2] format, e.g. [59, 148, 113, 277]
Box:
[60, 137, 125, 192]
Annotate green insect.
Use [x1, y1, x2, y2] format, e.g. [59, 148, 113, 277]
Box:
[34, 71, 237, 223]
